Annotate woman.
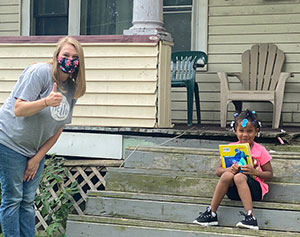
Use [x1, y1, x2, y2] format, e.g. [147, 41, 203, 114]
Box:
[0, 36, 86, 237]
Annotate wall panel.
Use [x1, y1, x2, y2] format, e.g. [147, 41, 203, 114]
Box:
[0, 1, 20, 35]
[172, 0, 300, 127]
[0, 41, 171, 128]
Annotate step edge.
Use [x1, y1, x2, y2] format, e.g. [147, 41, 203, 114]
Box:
[106, 167, 300, 184]
[125, 146, 300, 159]
[86, 191, 300, 211]
[67, 214, 298, 236]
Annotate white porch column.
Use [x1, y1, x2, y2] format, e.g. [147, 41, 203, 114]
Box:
[124, 0, 172, 41]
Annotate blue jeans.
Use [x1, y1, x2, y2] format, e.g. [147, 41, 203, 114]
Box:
[0, 144, 45, 237]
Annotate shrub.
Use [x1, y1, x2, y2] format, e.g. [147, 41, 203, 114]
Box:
[35, 156, 78, 236]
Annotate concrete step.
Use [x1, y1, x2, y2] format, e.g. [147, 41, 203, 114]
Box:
[124, 146, 300, 183]
[105, 168, 300, 203]
[66, 214, 299, 237]
[84, 191, 300, 232]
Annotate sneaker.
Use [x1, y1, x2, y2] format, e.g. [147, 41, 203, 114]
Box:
[193, 206, 218, 226]
[236, 211, 259, 230]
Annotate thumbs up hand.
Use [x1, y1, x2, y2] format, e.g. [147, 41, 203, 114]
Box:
[45, 83, 62, 107]
[52, 82, 57, 93]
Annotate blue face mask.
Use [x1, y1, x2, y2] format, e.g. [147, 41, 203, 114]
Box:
[57, 56, 79, 74]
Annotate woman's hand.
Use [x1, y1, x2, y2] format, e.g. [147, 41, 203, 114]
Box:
[45, 83, 62, 107]
[14, 83, 62, 117]
[23, 156, 40, 182]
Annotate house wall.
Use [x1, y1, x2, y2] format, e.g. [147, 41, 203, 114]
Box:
[0, 37, 172, 128]
[0, 0, 20, 36]
[2, 0, 300, 127]
[172, 0, 300, 127]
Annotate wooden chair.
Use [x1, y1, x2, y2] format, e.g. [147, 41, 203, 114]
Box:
[171, 51, 208, 126]
[218, 43, 292, 129]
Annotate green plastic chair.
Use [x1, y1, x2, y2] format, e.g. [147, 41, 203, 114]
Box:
[171, 51, 208, 126]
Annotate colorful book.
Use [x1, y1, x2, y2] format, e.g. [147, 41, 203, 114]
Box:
[219, 143, 253, 169]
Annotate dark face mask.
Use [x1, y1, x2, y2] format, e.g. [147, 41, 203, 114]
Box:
[57, 56, 79, 74]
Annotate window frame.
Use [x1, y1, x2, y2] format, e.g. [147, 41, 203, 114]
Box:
[21, 0, 31, 36]
[69, 0, 81, 35]
[32, 0, 69, 36]
[21, 0, 208, 54]
[192, 0, 208, 53]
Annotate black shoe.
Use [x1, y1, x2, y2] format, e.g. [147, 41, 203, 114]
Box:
[236, 211, 259, 230]
[193, 206, 218, 226]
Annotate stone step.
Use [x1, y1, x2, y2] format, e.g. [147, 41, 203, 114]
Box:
[84, 191, 300, 232]
[105, 168, 300, 203]
[66, 214, 298, 237]
[124, 146, 300, 183]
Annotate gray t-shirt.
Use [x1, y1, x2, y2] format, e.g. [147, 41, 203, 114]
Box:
[0, 63, 77, 157]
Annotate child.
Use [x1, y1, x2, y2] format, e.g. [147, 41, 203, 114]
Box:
[193, 109, 273, 230]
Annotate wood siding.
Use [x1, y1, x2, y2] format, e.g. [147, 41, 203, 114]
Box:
[172, 0, 300, 127]
[0, 0, 20, 36]
[0, 41, 172, 128]
[2, 0, 300, 127]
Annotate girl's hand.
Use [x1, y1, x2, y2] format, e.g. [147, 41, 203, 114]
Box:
[241, 164, 257, 176]
[45, 83, 62, 107]
[230, 163, 240, 174]
[23, 157, 40, 182]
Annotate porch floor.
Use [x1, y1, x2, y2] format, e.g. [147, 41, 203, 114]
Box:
[66, 123, 300, 147]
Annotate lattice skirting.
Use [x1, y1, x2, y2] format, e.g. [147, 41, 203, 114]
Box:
[35, 159, 122, 232]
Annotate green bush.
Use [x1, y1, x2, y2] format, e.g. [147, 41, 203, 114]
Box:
[35, 156, 78, 236]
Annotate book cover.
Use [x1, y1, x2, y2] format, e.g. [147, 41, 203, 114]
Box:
[219, 143, 253, 169]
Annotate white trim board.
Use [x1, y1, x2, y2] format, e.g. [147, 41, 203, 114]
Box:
[48, 132, 123, 159]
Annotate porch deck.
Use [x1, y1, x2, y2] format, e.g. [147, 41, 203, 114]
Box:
[65, 123, 300, 147]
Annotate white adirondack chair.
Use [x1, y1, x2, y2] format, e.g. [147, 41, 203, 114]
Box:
[218, 43, 292, 129]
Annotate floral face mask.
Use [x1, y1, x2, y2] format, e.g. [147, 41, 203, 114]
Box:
[57, 56, 79, 74]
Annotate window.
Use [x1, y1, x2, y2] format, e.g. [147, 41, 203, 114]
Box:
[80, 0, 133, 35]
[31, 0, 69, 35]
[79, 0, 193, 50]
[23, 0, 207, 54]
[163, 0, 192, 52]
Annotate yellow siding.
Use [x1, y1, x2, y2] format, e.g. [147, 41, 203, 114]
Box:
[157, 40, 173, 127]
[78, 93, 156, 106]
[71, 117, 156, 127]
[0, 42, 172, 128]
[173, 0, 300, 126]
[86, 69, 157, 81]
[0, 0, 20, 36]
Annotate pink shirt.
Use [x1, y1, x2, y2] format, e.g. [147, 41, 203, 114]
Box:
[232, 141, 272, 200]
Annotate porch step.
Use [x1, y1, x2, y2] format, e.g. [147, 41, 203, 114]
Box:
[84, 190, 300, 232]
[66, 146, 300, 236]
[105, 167, 300, 203]
[124, 146, 300, 183]
[66, 214, 298, 237]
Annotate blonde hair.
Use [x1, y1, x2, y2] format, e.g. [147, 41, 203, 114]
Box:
[50, 36, 86, 98]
